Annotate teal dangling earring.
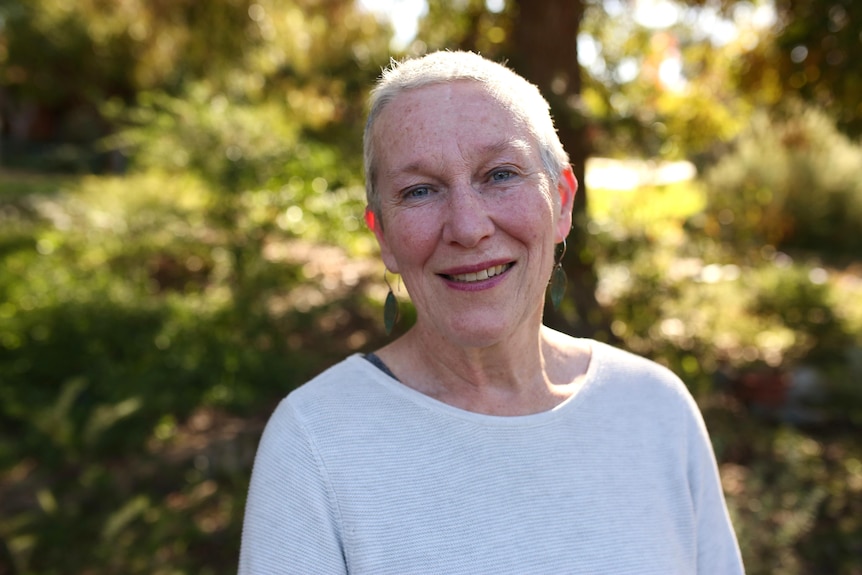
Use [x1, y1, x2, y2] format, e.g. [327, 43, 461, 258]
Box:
[383, 270, 399, 335]
[549, 239, 567, 310]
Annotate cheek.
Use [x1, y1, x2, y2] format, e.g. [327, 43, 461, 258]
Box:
[499, 194, 555, 241]
[384, 213, 439, 267]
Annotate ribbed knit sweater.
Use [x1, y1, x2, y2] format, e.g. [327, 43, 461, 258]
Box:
[239, 340, 744, 574]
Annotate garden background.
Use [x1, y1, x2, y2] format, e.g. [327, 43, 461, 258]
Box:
[1, 0, 861, 573]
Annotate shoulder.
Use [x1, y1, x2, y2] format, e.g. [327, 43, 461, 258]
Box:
[281, 354, 389, 419]
[253, 352, 402, 451]
[261, 353, 411, 446]
[578, 341, 719, 472]
[288, 354, 374, 399]
[543, 328, 690, 406]
[582, 339, 698, 413]
[590, 339, 680, 383]
[544, 327, 686, 393]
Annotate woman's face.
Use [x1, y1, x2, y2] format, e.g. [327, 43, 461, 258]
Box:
[369, 81, 575, 348]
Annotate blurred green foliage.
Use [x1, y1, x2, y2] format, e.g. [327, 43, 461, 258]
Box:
[739, 0, 862, 137]
[703, 102, 862, 257]
[0, 168, 386, 574]
[6, 162, 860, 573]
[706, 402, 862, 573]
[1, 0, 861, 573]
[588, 175, 862, 575]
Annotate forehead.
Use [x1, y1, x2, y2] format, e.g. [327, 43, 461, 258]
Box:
[378, 81, 521, 130]
[373, 81, 535, 168]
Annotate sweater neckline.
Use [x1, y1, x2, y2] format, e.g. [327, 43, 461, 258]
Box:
[350, 339, 603, 427]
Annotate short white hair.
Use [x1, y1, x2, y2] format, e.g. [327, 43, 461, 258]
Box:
[363, 51, 569, 216]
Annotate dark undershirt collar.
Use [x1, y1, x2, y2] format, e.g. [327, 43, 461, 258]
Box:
[363, 352, 400, 382]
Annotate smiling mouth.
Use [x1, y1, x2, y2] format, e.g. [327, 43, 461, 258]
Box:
[443, 263, 513, 283]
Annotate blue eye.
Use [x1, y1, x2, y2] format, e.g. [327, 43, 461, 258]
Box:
[404, 186, 430, 198]
[491, 169, 514, 182]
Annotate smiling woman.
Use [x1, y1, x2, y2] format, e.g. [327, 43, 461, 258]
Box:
[239, 51, 745, 574]
[365, 80, 572, 351]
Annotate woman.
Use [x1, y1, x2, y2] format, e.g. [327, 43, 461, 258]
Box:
[239, 51, 744, 574]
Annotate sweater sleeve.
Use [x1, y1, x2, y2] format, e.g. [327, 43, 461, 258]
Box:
[239, 398, 347, 575]
[685, 396, 745, 574]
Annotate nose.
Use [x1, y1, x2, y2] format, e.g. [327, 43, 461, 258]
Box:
[442, 182, 495, 248]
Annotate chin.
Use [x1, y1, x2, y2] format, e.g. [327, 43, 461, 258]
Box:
[437, 316, 521, 349]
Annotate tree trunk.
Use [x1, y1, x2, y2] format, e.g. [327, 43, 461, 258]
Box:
[509, 0, 612, 340]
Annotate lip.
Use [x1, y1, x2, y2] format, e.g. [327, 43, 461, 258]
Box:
[438, 258, 514, 276]
[438, 259, 515, 292]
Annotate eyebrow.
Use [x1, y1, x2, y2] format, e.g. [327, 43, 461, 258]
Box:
[384, 138, 534, 180]
[480, 138, 533, 158]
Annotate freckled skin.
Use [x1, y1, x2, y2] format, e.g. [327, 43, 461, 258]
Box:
[368, 81, 581, 414]
[372, 83, 566, 344]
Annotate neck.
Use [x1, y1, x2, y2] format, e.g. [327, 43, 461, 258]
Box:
[377, 322, 586, 416]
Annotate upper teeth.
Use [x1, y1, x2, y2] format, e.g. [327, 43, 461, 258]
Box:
[450, 264, 509, 283]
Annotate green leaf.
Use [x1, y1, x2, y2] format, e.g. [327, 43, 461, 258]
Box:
[550, 265, 567, 310]
[384, 289, 399, 335]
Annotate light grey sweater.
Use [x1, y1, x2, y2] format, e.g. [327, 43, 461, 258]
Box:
[239, 340, 744, 574]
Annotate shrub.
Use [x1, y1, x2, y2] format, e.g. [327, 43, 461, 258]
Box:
[703, 103, 862, 257]
[0, 170, 374, 574]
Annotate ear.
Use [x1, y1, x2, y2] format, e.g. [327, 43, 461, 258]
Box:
[364, 207, 378, 234]
[365, 207, 400, 274]
[554, 164, 578, 243]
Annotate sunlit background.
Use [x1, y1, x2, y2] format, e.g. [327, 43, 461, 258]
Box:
[1, 0, 860, 573]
